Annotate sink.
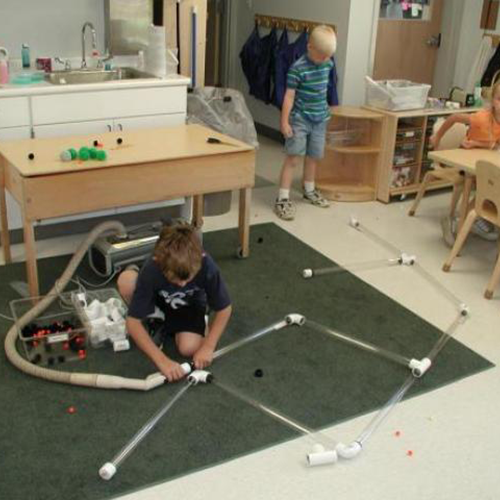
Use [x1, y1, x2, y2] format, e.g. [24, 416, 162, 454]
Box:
[45, 67, 158, 85]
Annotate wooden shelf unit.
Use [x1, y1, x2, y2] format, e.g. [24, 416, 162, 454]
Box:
[364, 106, 479, 202]
[317, 106, 384, 202]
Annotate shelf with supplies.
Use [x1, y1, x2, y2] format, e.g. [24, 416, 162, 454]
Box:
[317, 106, 384, 202]
[363, 105, 480, 202]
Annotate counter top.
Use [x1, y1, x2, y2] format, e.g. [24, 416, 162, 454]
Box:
[0, 73, 191, 97]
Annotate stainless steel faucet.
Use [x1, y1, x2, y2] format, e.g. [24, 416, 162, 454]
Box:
[81, 21, 97, 69]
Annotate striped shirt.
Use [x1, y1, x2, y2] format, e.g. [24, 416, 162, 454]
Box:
[287, 54, 333, 123]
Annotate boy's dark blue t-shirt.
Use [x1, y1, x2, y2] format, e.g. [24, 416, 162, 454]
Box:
[128, 254, 231, 320]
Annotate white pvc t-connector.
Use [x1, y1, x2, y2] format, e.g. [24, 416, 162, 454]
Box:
[307, 444, 338, 466]
[399, 253, 416, 266]
[187, 370, 213, 385]
[459, 303, 470, 317]
[302, 269, 313, 279]
[409, 357, 432, 377]
[285, 314, 306, 326]
[99, 462, 117, 480]
[336, 441, 362, 459]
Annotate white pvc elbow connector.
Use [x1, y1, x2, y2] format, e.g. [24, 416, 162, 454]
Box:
[99, 462, 117, 480]
[459, 303, 470, 317]
[307, 444, 338, 466]
[285, 314, 306, 326]
[349, 216, 360, 229]
[409, 357, 432, 377]
[302, 269, 313, 279]
[336, 441, 362, 459]
[187, 370, 213, 385]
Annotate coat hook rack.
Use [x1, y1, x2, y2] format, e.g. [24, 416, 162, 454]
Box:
[254, 14, 336, 34]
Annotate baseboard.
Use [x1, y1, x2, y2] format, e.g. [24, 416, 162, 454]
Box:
[255, 122, 284, 144]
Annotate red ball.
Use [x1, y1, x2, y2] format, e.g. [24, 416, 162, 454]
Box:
[67, 406, 76, 414]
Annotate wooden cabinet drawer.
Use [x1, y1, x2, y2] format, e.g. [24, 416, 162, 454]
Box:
[31, 86, 187, 125]
[0, 97, 30, 128]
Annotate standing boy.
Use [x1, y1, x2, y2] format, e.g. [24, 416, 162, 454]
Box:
[275, 25, 337, 221]
[118, 222, 232, 382]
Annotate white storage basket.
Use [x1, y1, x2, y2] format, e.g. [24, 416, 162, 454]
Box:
[365, 77, 431, 111]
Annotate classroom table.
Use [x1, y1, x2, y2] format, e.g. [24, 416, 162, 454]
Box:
[0, 124, 255, 296]
[428, 148, 500, 230]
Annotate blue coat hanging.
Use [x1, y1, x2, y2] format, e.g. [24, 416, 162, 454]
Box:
[240, 26, 278, 104]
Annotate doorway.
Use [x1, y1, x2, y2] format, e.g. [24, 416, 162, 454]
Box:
[373, 0, 444, 89]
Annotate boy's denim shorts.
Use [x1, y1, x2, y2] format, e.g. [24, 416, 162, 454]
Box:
[284, 113, 328, 159]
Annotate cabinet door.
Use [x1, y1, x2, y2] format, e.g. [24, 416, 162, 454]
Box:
[0, 126, 31, 229]
[113, 113, 186, 131]
[33, 120, 113, 139]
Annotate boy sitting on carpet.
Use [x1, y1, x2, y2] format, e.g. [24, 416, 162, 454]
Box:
[117, 222, 232, 382]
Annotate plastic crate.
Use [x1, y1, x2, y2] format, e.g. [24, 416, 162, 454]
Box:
[10, 292, 87, 366]
[73, 288, 128, 349]
[365, 78, 431, 111]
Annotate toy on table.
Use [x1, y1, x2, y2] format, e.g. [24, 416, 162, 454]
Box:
[60, 144, 108, 162]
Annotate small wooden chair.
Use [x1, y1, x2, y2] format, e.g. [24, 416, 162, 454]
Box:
[408, 120, 467, 218]
[442, 160, 500, 299]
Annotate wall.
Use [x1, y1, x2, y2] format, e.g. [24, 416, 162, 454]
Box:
[452, 0, 499, 92]
[0, 0, 105, 61]
[226, 0, 352, 131]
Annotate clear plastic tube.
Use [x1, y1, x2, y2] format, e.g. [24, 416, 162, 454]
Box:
[351, 220, 402, 257]
[413, 263, 464, 310]
[214, 379, 337, 449]
[103, 381, 192, 472]
[357, 374, 415, 446]
[305, 258, 400, 278]
[306, 320, 412, 369]
[213, 320, 288, 360]
[425, 312, 467, 363]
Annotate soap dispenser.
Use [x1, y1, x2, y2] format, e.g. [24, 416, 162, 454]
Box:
[0, 47, 9, 84]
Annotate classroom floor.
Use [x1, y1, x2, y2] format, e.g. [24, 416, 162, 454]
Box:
[3, 136, 499, 499]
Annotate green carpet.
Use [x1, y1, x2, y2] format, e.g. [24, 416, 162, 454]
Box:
[0, 223, 493, 500]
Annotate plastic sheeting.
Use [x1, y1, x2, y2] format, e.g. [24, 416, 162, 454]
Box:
[187, 87, 259, 216]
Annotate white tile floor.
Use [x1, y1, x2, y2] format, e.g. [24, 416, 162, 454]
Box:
[3, 136, 499, 499]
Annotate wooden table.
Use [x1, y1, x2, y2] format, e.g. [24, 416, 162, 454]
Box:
[0, 124, 255, 296]
[428, 149, 500, 230]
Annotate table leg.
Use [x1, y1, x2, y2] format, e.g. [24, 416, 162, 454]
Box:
[22, 219, 39, 297]
[457, 174, 474, 232]
[238, 188, 251, 258]
[193, 194, 204, 229]
[0, 157, 12, 263]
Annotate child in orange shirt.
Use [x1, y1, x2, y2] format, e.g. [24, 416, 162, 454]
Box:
[431, 82, 500, 150]
[430, 82, 500, 241]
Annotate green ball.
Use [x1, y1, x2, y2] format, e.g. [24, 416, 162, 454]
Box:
[89, 148, 98, 159]
[69, 148, 77, 160]
[78, 150, 90, 161]
[96, 150, 107, 161]
[78, 146, 89, 156]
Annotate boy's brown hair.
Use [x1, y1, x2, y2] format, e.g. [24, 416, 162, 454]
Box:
[153, 222, 202, 282]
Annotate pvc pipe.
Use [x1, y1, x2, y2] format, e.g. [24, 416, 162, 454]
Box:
[213, 318, 289, 360]
[214, 379, 337, 451]
[99, 381, 193, 480]
[408, 357, 432, 377]
[187, 369, 213, 385]
[336, 441, 362, 459]
[285, 313, 306, 326]
[301, 258, 401, 279]
[307, 444, 338, 466]
[306, 320, 412, 369]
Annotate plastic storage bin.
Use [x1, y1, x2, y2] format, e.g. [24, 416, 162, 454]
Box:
[10, 292, 87, 366]
[326, 128, 363, 148]
[365, 78, 431, 111]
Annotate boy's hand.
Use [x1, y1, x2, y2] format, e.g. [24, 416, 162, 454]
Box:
[193, 343, 214, 369]
[158, 358, 187, 383]
[281, 122, 293, 139]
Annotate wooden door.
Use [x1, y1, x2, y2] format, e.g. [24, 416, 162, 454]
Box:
[373, 0, 444, 85]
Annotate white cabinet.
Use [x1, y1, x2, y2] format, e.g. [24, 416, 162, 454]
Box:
[33, 120, 113, 138]
[0, 125, 31, 229]
[0, 97, 30, 128]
